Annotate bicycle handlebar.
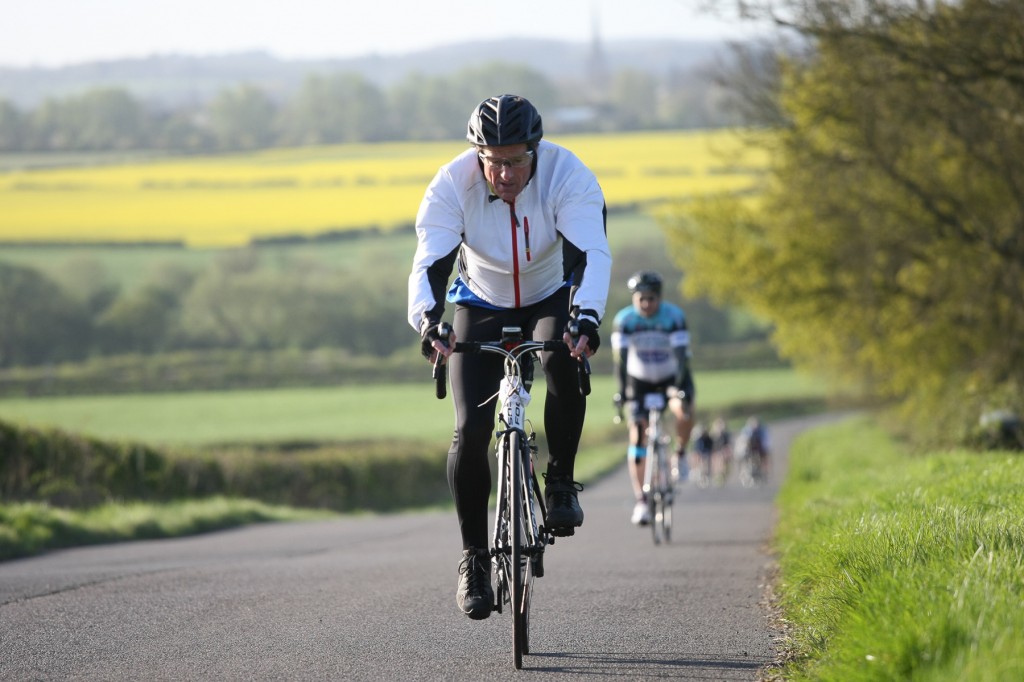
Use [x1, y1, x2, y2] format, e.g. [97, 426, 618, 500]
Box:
[451, 340, 564, 354]
[430, 327, 590, 399]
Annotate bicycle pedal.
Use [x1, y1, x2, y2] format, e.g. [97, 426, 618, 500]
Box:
[549, 527, 575, 537]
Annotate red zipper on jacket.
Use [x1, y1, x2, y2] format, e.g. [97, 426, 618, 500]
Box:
[509, 201, 521, 307]
[523, 215, 531, 262]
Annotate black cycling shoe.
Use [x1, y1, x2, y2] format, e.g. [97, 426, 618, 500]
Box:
[544, 475, 584, 531]
[456, 548, 493, 620]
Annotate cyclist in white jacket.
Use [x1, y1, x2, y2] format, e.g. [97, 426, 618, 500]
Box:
[408, 94, 611, 621]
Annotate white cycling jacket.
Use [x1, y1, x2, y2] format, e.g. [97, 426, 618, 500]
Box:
[407, 140, 612, 331]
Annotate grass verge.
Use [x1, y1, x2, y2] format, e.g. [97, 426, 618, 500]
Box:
[770, 415, 1024, 681]
[0, 497, 330, 562]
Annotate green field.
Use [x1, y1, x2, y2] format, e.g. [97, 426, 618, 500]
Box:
[0, 369, 825, 446]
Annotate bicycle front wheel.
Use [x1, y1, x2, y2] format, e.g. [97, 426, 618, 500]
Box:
[650, 441, 671, 545]
[509, 433, 532, 669]
[658, 443, 673, 544]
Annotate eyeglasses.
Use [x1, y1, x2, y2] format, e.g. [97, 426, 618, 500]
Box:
[478, 150, 534, 169]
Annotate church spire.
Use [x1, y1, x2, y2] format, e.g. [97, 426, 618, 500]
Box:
[587, 1, 610, 98]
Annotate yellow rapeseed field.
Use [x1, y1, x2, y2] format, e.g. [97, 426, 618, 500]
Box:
[0, 130, 766, 248]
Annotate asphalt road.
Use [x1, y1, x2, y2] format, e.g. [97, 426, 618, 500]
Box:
[0, 414, 831, 681]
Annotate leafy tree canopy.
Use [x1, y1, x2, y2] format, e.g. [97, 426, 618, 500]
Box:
[667, 0, 1024, 444]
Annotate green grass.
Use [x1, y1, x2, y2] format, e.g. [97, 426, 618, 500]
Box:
[0, 369, 827, 446]
[0, 497, 330, 561]
[773, 416, 1024, 681]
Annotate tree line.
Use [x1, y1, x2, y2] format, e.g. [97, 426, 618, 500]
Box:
[0, 61, 736, 153]
[0, 252, 407, 367]
[670, 0, 1023, 447]
[0, 235, 769, 373]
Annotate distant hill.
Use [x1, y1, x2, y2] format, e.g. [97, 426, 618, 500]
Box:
[0, 39, 734, 109]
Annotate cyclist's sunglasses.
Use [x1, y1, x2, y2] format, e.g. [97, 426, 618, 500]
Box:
[478, 150, 534, 169]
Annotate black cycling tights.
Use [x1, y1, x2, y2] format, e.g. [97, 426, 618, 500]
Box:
[447, 288, 586, 550]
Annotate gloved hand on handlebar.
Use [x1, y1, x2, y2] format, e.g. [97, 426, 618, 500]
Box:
[420, 318, 453, 361]
[573, 318, 600, 353]
[564, 311, 600, 359]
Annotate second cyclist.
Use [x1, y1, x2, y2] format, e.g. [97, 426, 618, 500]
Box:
[610, 271, 695, 525]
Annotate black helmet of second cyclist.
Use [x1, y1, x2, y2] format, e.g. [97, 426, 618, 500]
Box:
[628, 270, 663, 295]
[466, 94, 544, 148]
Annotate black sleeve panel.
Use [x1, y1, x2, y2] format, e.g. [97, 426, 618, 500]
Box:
[424, 245, 459, 323]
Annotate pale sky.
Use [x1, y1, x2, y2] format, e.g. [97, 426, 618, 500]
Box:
[3, 0, 768, 68]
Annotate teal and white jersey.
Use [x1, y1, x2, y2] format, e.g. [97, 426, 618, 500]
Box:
[611, 301, 690, 384]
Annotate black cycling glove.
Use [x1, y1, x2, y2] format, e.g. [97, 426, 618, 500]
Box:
[567, 317, 600, 353]
[420, 318, 444, 360]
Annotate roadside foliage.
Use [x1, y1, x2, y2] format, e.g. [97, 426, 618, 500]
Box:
[667, 0, 1024, 446]
[775, 417, 1024, 680]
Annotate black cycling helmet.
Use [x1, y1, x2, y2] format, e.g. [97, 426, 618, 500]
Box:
[627, 270, 663, 295]
[467, 94, 544, 147]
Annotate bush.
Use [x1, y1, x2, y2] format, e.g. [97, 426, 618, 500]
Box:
[0, 419, 449, 513]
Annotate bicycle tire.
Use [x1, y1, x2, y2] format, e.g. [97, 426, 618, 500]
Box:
[520, 436, 541, 658]
[647, 413, 666, 545]
[510, 433, 530, 669]
[659, 440, 673, 543]
[652, 441, 665, 545]
[493, 440, 512, 616]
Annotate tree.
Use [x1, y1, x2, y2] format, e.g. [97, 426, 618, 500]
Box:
[0, 263, 91, 366]
[281, 73, 389, 145]
[388, 63, 558, 142]
[50, 256, 120, 317]
[95, 285, 180, 354]
[609, 70, 659, 130]
[388, 72, 487, 142]
[0, 100, 27, 151]
[74, 89, 149, 150]
[668, 0, 1024, 444]
[24, 89, 149, 151]
[207, 85, 278, 150]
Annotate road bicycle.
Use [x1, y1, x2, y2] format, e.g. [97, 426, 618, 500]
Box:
[640, 390, 674, 545]
[432, 323, 590, 670]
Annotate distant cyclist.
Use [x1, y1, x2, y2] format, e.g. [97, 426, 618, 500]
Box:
[736, 416, 771, 480]
[691, 422, 714, 486]
[610, 270, 695, 525]
[409, 94, 611, 620]
[709, 416, 732, 485]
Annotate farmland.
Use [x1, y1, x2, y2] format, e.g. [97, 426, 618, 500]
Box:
[0, 369, 825, 447]
[0, 130, 767, 247]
